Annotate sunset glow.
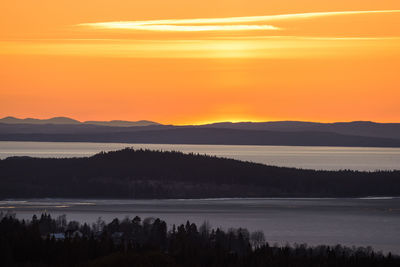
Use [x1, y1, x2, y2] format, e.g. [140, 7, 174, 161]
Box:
[1, 1, 400, 124]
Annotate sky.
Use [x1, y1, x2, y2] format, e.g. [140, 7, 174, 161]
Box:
[0, 1, 399, 125]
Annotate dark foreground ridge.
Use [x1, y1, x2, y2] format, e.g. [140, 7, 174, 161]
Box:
[0, 212, 398, 267]
[1, 148, 399, 198]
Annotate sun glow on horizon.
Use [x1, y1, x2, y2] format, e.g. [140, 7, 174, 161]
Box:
[183, 118, 271, 126]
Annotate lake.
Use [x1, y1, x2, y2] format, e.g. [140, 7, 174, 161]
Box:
[1, 141, 400, 254]
[1, 141, 400, 171]
[2, 197, 399, 254]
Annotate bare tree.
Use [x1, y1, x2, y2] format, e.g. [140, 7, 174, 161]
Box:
[199, 220, 211, 237]
[56, 214, 67, 230]
[250, 230, 266, 248]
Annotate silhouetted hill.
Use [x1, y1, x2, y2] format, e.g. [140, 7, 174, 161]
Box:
[1, 128, 400, 147]
[0, 116, 160, 127]
[0, 116, 81, 125]
[1, 148, 399, 199]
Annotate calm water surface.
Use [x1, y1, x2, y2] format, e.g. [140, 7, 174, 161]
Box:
[1, 142, 400, 253]
[1, 141, 400, 171]
[1, 198, 399, 254]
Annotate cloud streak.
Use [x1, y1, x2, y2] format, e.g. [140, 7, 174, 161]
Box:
[78, 10, 400, 32]
[80, 23, 279, 32]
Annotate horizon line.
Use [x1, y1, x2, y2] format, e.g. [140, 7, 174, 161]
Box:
[1, 116, 398, 126]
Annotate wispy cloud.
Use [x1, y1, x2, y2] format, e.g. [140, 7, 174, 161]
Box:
[79, 23, 279, 32]
[77, 10, 400, 32]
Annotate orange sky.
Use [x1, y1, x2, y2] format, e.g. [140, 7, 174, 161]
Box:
[0, 1, 399, 124]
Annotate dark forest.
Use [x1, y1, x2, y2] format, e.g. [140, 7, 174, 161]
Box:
[0, 212, 398, 267]
[0, 148, 399, 199]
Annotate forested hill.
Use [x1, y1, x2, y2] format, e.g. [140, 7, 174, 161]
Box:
[0, 148, 399, 199]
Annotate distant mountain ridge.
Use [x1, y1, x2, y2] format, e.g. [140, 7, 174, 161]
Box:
[1, 116, 399, 147]
[0, 116, 160, 127]
[0, 116, 81, 125]
[198, 120, 400, 140]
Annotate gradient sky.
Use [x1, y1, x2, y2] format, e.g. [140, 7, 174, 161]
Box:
[1, 1, 399, 124]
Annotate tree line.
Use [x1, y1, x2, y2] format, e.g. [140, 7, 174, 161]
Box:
[0, 211, 398, 267]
